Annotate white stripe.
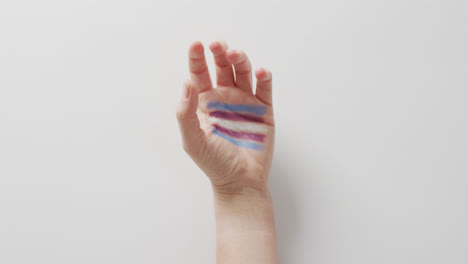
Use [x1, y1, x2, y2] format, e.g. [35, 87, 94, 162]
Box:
[208, 117, 269, 134]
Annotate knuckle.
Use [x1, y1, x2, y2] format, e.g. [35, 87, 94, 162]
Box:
[175, 109, 185, 120]
[175, 104, 188, 120]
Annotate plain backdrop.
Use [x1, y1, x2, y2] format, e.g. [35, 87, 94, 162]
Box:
[0, 0, 467, 263]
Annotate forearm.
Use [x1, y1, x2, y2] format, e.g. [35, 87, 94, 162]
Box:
[212, 185, 279, 264]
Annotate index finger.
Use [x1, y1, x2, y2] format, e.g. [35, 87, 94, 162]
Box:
[188, 41, 213, 93]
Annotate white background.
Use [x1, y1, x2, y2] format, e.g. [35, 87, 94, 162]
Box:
[1, 0, 467, 263]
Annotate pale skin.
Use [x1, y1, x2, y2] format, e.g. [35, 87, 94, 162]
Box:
[176, 40, 279, 264]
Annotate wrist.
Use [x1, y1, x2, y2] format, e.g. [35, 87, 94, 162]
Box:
[210, 168, 271, 197]
[212, 184, 279, 264]
[212, 179, 269, 196]
[212, 184, 276, 233]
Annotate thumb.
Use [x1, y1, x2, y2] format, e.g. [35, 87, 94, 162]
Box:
[176, 79, 206, 156]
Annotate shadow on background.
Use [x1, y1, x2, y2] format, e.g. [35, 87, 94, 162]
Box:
[269, 140, 317, 262]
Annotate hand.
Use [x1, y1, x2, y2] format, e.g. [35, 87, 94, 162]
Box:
[176, 41, 275, 194]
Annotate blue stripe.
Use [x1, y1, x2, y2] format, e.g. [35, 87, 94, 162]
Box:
[207, 101, 267, 116]
[212, 129, 264, 151]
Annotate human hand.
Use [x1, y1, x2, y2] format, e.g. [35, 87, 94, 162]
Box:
[176, 41, 274, 194]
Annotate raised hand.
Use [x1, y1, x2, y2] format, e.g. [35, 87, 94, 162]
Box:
[176, 41, 279, 264]
[176, 40, 274, 194]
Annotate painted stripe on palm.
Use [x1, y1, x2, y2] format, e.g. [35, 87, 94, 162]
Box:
[212, 124, 266, 142]
[208, 118, 268, 134]
[207, 101, 267, 116]
[207, 101, 268, 151]
[211, 128, 264, 151]
[209, 111, 264, 123]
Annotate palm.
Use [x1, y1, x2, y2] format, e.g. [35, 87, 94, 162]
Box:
[177, 41, 274, 188]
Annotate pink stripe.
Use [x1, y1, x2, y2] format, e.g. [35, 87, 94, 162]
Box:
[209, 111, 264, 123]
[212, 124, 266, 142]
